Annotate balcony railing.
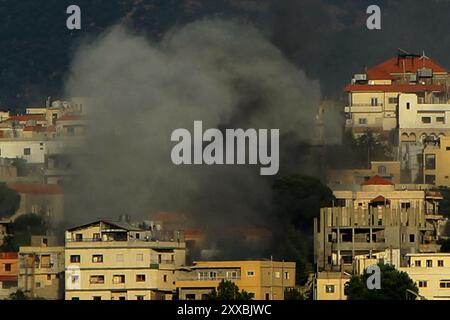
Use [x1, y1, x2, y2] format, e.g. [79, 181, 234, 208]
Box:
[177, 276, 241, 282]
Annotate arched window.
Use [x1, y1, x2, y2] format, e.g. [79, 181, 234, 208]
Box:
[378, 165, 387, 175]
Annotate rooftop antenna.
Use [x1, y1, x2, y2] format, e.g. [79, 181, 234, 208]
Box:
[419, 50, 430, 68]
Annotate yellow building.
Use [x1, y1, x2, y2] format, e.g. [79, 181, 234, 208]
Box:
[423, 136, 450, 186]
[64, 218, 185, 300]
[314, 271, 350, 300]
[400, 253, 450, 300]
[176, 260, 296, 300]
[18, 236, 65, 300]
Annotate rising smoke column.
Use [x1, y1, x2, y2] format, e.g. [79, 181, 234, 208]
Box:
[63, 19, 320, 255]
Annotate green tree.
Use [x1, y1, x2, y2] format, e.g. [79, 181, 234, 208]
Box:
[8, 289, 29, 300]
[345, 263, 418, 300]
[0, 183, 20, 218]
[284, 287, 304, 300]
[206, 280, 253, 300]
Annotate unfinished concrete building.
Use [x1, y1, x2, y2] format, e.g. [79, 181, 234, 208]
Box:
[314, 205, 444, 272]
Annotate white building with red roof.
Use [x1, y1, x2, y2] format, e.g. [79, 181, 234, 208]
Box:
[344, 51, 449, 136]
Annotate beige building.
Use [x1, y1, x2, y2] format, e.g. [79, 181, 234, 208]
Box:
[176, 260, 296, 300]
[399, 253, 450, 300]
[64, 218, 185, 300]
[18, 236, 64, 299]
[398, 93, 450, 184]
[315, 175, 445, 272]
[344, 52, 449, 137]
[313, 271, 350, 300]
[423, 136, 450, 186]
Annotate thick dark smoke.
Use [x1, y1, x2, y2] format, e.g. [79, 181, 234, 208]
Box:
[63, 19, 321, 257]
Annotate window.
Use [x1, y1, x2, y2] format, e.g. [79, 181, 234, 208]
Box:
[275, 272, 281, 279]
[93, 296, 102, 301]
[284, 272, 290, 280]
[47, 275, 52, 280]
[418, 281, 428, 288]
[226, 271, 238, 279]
[425, 154, 436, 170]
[247, 271, 255, 277]
[93, 233, 101, 241]
[371, 97, 378, 106]
[388, 97, 398, 104]
[438, 260, 444, 267]
[186, 294, 196, 300]
[116, 254, 124, 262]
[265, 293, 270, 300]
[401, 202, 411, 209]
[75, 234, 83, 242]
[425, 175, 436, 185]
[136, 253, 144, 262]
[198, 272, 209, 280]
[409, 234, 415, 243]
[328, 234, 333, 242]
[23, 148, 31, 156]
[415, 260, 422, 267]
[4, 263, 11, 272]
[113, 275, 125, 284]
[71, 297, 80, 300]
[136, 274, 146, 282]
[358, 118, 367, 125]
[437, 117, 445, 124]
[440, 280, 450, 288]
[89, 275, 105, 284]
[378, 165, 387, 175]
[426, 260, 433, 267]
[163, 275, 168, 282]
[70, 255, 81, 263]
[92, 255, 103, 263]
[209, 272, 217, 280]
[136, 296, 144, 301]
[325, 285, 335, 293]
[422, 117, 431, 124]
[406, 102, 410, 110]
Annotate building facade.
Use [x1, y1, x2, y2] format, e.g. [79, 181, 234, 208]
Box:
[176, 260, 296, 300]
[0, 252, 18, 299]
[18, 236, 65, 300]
[64, 219, 185, 300]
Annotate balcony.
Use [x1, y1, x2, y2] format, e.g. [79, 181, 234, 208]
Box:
[345, 104, 383, 113]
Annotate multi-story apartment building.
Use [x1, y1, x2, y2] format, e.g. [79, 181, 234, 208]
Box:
[399, 253, 450, 300]
[0, 252, 18, 299]
[313, 271, 350, 300]
[176, 260, 296, 300]
[314, 176, 445, 272]
[423, 136, 450, 186]
[64, 218, 186, 300]
[398, 93, 450, 184]
[18, 236, 65, 300]
[344, 51, 449, 137]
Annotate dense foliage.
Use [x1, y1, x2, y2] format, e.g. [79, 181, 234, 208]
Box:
[206, 280, 253, 300]
[345, 264, 418, 300]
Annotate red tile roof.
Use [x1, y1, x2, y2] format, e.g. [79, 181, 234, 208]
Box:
[7, 115, 46, 122]
[0, 275, 18, 282]
[0, 252, 18, 259]
[362, 175, 394, 186]
[7, 183, 64, 195]
[345, 84, 446, 92]
[370, 195, 390, 203]
[367, 56, 447, 80]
